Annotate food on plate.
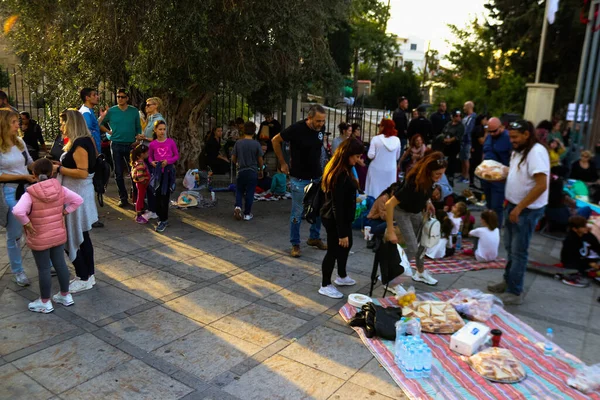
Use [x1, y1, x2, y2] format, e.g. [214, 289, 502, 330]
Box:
[402, 301, 465, 334]
[475, 160, 509, 181]
[468, 347, 526, 383]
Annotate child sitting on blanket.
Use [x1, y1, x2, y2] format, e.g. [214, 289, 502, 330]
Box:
[559, 215, 600, 288]
[463, 210, 500, 262]
[448, 201, 473, 236]
[425, 210, 456, 259]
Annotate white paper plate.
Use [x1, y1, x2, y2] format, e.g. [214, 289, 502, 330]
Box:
[348, 293, 372, 308]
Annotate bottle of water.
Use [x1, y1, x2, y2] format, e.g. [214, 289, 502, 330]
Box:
[406, 349, 415, 378]
[423, 348, 432, 378]
[544, 328, 554, 355]
[415, 349, 424, 378]
[456, 230, 462, 250]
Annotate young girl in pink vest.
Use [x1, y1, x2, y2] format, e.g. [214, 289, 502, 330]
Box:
[12, 158, 83, 313]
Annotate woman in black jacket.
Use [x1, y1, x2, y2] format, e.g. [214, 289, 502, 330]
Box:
[318, 138, 365, 299]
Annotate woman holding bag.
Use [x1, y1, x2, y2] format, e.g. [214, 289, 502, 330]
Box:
[318, 139, 365, 299]
[385, 151, 447, 286]
[0, 109, 35, 286]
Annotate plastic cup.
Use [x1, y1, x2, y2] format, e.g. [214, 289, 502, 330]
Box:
[491, 329, 502, 347]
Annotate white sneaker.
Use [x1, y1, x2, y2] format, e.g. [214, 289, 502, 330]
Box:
[334, 275, 356, 286]
[28, 298, 54, 313]
[412, 270, 438, 286]
[243, 213, 253, 221]
[144, 212, 158, 220]
[52, 292, 74, 306]
[89, 275, 96, 286]
[234, 207, 242, 221]
[318, 285, 344, 299]
[69, 278, 94, 293]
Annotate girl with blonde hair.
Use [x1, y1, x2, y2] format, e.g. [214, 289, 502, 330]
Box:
[54, 110, 99, 293]
[0, 109, 35, 287]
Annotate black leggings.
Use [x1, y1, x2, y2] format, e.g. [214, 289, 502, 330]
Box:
[321, 218, 353, 287]
[72, 231, 95, 280]
[155, 188, 171, 222]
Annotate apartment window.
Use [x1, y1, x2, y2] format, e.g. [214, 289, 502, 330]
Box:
[410, 43, 417, 51]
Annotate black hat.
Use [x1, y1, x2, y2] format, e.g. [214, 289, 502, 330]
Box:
[398, 96, 408, 103]
[416, 105, 427, 113]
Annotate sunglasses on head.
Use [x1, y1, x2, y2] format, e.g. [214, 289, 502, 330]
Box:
[116, 95, 127, 99]
[509, 121, 524, 131]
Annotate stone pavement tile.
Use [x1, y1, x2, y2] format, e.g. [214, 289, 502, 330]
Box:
[12, 333, 131, 394]
[95, 257, 155, 282]
[0, 312, 76, 356]
[217, 269, 295, 299]
[516, 314, 585, 360]
[301, 272, 372, 297]
[347, 250, 377, 275]
[589, 306, 600, 332]
[154, 326, 261, 381]
[254, 259, 318, 283]
[209, 243, 276, 266]
[0, 289, 29, 319]
[349, 358, 407, 399]
[527, 275, 597, 305]
[60, 359, 193, 400]
[0, 363, 54, 400]
[581, 332, 600, 365]
[163, 286, 250, 324]
[101, 233, 163, 253]
[264, 282, 342, 316]
[279, 326, 373, 380]
[195, 386, 241, 400]
[115, 270, 195, 301]
[171, 255, 240, 281]
[449, 275, 490, 292]
[91, 246, 118, 262]
[514, 294, 591, 327]
[67, 281, 147, 323]
[461, 268, 506, 282]
[223, 354, 344, 400]
[180, 232, 234, 254]
[411, 272, 461, 292]
[329, 382, 395, 400]
[104, 305, 203, 352]
[210, 304, 305, 347]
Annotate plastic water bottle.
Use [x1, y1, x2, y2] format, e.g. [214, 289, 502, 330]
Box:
[544, 328, 554, 355]
[406, 349, 415, 378]
[415, 349, 424, 378]
[423, 348, 432, 378]
[456, 231, 462, 251]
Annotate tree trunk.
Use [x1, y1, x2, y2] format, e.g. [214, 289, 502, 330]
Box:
[164, 92, 214, 175]
[353, 48, 360, 98]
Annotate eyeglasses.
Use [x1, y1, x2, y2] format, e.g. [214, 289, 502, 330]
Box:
[116, 95, 127, 99]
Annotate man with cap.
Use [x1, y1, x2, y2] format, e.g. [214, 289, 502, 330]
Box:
[407, 105, 433, 145]
[482, 117, 511, 228]
[392, 96, 410, 158]
[441, 109, 464, 186]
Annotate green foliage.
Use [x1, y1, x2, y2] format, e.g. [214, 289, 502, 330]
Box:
[375, 70, 422, 111]
[357, 62, 376, 81]
[0, 66, 9, 89]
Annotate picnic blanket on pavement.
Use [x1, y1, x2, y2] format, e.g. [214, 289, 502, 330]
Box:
[339, 290, 600, 400]
[423, 243, 506, 274]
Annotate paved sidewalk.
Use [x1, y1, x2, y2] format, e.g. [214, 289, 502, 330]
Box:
[0, 189, 599, 399]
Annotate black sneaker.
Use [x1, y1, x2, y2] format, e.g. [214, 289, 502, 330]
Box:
[117, 200, 130, 208]
[562, 275, 589, 288]
[92, 221, 104, 228]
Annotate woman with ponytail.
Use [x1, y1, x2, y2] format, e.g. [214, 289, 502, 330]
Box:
[12, 158, 83, 313]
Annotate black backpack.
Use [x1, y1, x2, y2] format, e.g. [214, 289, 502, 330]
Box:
[93, 154, 111, 207]
[302, 181, 324, 224]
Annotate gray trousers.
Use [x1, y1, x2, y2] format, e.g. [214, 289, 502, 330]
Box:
[32, 244, 70, 299]
[394, 209, 426, 272]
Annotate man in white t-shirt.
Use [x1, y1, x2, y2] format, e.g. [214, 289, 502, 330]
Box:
[487, 120, 549, 305]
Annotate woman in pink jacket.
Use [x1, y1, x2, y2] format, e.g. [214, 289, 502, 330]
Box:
[12, 158, 83, 313]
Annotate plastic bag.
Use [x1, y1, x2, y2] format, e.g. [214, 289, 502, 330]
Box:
[567, 364, 600, 393]
[183, 169, 196, 190]
[475, 160, 509, 181]
[395, 316, 422, 338]
[394, 285, 417, 307]
[449, 289, 503, 321]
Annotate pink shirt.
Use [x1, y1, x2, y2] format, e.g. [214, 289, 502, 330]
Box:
[149, 138, 179, 166]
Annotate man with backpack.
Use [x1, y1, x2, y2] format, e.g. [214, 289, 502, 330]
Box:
[272, 104, 328, 258]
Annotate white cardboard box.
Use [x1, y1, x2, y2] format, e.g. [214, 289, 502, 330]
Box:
[450, 322, 490, 356]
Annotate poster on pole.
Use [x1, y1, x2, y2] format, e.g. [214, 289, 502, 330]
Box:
[566, 103, 589, 122]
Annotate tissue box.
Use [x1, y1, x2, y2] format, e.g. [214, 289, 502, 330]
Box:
[450, 322, 490, 356]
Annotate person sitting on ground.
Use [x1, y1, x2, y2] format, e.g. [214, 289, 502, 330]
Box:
[399, 134, 426, 173]
[366, 182, 401, 236]
[548, 139, 566, 172]
[204, 127, 231, 174]
[448, 201, 472, 236]
[232, 122, 263, 221]
[425, 210, 455, 259]
[570, 150, 599, 183]
[545, 174, 592, 232]
[463, 210, 500, 262]
[560, 215, 600, 288]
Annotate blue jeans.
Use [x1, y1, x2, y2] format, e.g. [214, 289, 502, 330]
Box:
[111, 142, 134, 202]
[366, 219, 387, 235]
[483, 181, 506, 229]
[4, 186, 23, 274]
[235, 170, 258, 215]
[290, 177, 321, 245]
[503, 203, 545, 295]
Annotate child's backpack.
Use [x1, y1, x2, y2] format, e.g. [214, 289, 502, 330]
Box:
[420, 216, 441, 248]
[93, 154, 111, 207]
[303, 181, 324, 224]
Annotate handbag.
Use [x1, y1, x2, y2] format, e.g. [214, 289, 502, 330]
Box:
[49, 132, 64, 160]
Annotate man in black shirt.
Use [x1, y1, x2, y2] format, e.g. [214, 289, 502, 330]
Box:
[430, 101, 451, 137]
[392, 96, 409, 158]
[259, 113, 282, 153]
[272, 104, 328, 258]
[407, 105, 433, 145]
[20, 112, 47, 160]
[441, 110, 464, 186]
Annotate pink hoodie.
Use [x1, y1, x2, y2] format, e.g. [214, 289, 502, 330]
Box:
[12, 179, 83, 251]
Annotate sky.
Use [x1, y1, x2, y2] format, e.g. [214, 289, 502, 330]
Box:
[387, 0, 489, 58]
